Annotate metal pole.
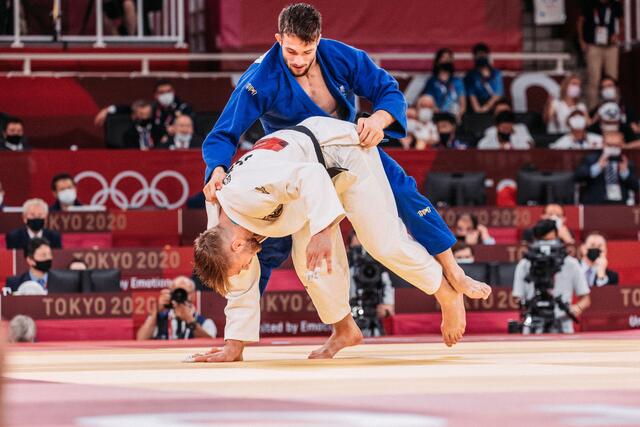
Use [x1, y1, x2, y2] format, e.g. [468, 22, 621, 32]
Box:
[170, 0, 176, 37]
[625, 0, 632, 50]
[137, 0, 143, 38]
[94, 0, 105, 47]
[53, 0, 62, 42]
[163, 0, 168, 36]
[176, 0, 186, 48]
[23, 57, 31, 75]
[11, 0, 23, 48]
[141, 57, 150, 75]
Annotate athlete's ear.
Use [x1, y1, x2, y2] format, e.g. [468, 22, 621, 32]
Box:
[275, 33, 282, 44]
[230, 238, 244, 253]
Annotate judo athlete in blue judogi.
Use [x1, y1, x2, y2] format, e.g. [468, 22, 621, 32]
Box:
[198, 3, 490, 359]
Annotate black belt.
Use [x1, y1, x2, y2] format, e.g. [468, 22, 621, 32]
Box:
[287, 125, 347, 178]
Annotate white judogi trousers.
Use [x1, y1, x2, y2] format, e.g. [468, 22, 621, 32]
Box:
[206, 117, 442, 342]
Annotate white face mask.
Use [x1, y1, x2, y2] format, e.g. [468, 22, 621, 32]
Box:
[58, 188, 77, 205]
[406, 118, 420, 134]
[603, 146, 621, 158]
[567, 84, 581, 99]
[174, 132, 192, 146]
[157, 92, 175, 107]
[601, 87, 617, 100]
[418, 108, 433, 123]
[568, 115, 587, 131]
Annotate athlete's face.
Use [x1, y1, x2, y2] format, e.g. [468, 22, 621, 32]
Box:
[275, 33, 320, 77]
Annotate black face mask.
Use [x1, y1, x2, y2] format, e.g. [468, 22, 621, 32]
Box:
[5, 135, 22, 145]
[26, 218, 45, 232]
[498, 132, 511, 142]
[439, 132, 452, 145]
[587, 248, 601, 262]
[136, 118, 152, 127]
[34, 259, 52, 273]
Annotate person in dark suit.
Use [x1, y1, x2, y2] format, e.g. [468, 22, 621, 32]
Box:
[0, 116, 30, 151]
[5, 198, 62, 250]
[579, 232, 619, 287]
[6, 237, 52, 292]
[50, 173, 83, 212]
[122, 100, 166, 150]
[154, 114, 203, 150]
[575, 131, 639, 204]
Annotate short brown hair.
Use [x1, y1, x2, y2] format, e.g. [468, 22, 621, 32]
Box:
[193, 228, 231, 296]
[278, 3, 322, 43]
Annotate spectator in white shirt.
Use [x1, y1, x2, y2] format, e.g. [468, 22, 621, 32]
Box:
[551, 110, 603, 149]
[544, 74, 588, 134]
[478, 110, 531, 150]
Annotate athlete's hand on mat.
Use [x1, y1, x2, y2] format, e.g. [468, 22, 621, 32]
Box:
[306, 227, 333, 274]
[357, 116, 385, 148]
[189, 340, 244, 362]
[203, 166, 227, 203]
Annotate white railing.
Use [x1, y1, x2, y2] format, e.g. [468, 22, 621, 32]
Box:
[3, 0, 185, 48]
[0, 52, 573, 76]
[624, 0, 640, 49]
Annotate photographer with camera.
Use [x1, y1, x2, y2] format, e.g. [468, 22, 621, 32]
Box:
[512, 219, 590, 334]
[136, 276, 216, 340]
[348, 234, 394, 337]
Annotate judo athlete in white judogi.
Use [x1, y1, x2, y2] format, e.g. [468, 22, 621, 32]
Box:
[192, 117, 485, 362]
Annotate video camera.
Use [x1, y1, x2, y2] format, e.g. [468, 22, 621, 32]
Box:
[508, 239, 578, 334]
[348, 246, 386, 336]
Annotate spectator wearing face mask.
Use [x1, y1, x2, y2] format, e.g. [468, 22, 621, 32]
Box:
[591, 76, 639, 134]
[156, 114, 202, 150]
[588, 101, 639, 145]
[482, 100, 534, 145]
[6, 237, 53, 292]
[432, 112, 468, 149]
[575, 131, 638, 204]
[122, 100, 166, 150]
[6, 198, 62, 250]
[420, 48, 466, 120]
[94, 79, 193, 138]
[522, 203, 575, 245]
[50, 173, 83, 212]
[544, 74, 588, 134]
[1, 117, 29, 151]
[454, 213, 495, 246]
[452, 241, 475, 264]
[464, 43, 504, 113]
[478, 110, 531, 150]
[579, 232, 619, 287]
[551, 110, 603, 149]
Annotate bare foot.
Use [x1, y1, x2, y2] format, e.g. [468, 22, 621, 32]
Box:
[440, 292, 466, 347]
[308, 315, 363, 359]
[448, 269, 492, 300]
[434, 279, 467, 347]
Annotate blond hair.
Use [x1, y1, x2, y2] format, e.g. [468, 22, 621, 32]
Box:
[193, 228, 231, 296]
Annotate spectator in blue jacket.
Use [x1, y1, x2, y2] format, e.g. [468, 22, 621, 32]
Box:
[464, 43, 504, 113]
[420, 48, 466, 121]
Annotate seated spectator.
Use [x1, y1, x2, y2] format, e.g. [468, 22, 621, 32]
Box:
[6, 237, 52, 292]
[522, 203, 575, 245]
[452, 241, 475, 264]
[465, 43, 504, 113]
[50, 173, 83, 212]
[8, 315, 37, 342]
[103, 0, 136, 36]
[6, 199, 62, 250]
[122, 100, 167, 150]
[588, 101, 639, 145]
[575, 131, 639, 204]
[550, 110, 603, 149]
[432, 112, 468, 149]
[478, 110, 531, 149]
[1, 117, 29, 151]
[579, 232, 619, 287]
[544, 74, 588, 134]
[482, 99, 534, 145]
[136, 276, 216, 340]
[420, 48, 466, 119]
[454, 213, 496, 245]
[156, 115, 202, 150]
[68, 258, 88, 270]
[591, 75, 639, 134]
[95, 79, 193, 140]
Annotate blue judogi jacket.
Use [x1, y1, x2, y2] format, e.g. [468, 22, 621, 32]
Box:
[202, 38, 407, 181]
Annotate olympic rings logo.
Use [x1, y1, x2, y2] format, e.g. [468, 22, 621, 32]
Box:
[74, 170, 190, 210]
